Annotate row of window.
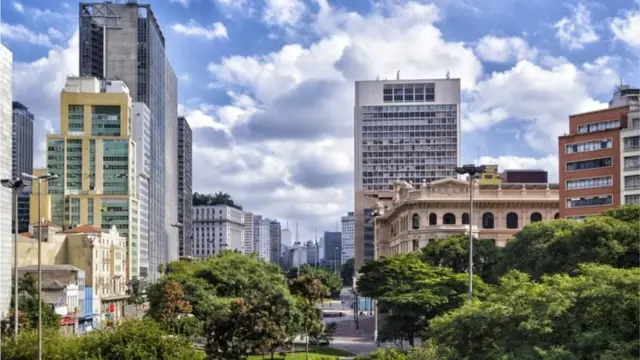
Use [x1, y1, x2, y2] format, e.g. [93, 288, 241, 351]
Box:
[577, 119, 620, 134]
[566, 176, 612, 190]
[623, 136, 639, 151]
[565, 138, 612, 154]
[566, 195, 613, 208]
[624, 156, 640, 171]
[566, 157, 612, 172]
[396, 211, 553, 232]
[625, 175, 640, 189]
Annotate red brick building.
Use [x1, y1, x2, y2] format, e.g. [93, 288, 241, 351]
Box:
[558, 106, 630, 219]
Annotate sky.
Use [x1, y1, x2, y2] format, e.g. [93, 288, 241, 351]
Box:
[1, 0, 639, 242]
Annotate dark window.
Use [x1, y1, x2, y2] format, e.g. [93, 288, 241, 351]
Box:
[412, 239, 419, 251]
[412, 213, 420, 229]
[429, 213, 437, 225]
[506, 212, 519, 229]
[482, 212, 494, 229]
[462, 213, 470, 225]
[530, 212, 542, 223]
[554, 212, 560, 219]
[443, 213, 456, 225]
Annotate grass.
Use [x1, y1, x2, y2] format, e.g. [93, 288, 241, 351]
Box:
[247, 345, 353, 359]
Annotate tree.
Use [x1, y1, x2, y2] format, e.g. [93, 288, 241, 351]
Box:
[192, 191, 243, 210]
[428, 264, 640, 359]
[146, 279, 193, 335]
[204, 298, 254, 360]
[421, 234, 502, 283]
[341, 258, 355, 287]
[293, 264, 342, 296]
[288, 274, 327, 357]
[2, 272, 60, 337]
[602, 204, 640, 223]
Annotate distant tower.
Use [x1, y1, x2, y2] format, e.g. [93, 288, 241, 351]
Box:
[295, 222, 299, 243]
[396, 70, 400, 80]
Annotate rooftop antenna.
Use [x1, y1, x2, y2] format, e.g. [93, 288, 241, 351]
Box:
[396, 70, 400, 80]
[446, 70, 450, 79]
[375, 75, 380, 81]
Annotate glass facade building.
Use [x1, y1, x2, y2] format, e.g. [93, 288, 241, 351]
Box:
[11, 102, 34, 233]
[177, 116, 192, 257]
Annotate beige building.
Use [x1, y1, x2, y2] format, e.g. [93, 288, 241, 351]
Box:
[373, 178, 560, 257]
[28, 168, 53, 225]
[17, 224, 128, 326]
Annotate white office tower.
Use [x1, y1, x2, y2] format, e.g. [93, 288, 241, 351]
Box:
[243, 212, 254, 255]
[192, 205, 245, 257]
[281, 228, 292, 248]
[611, 86, 640, 205]
[341, 212, 355, 264]
[0, 44, 13, 314]
[252, 215, 270, 261]
[132, 102, 151, 279]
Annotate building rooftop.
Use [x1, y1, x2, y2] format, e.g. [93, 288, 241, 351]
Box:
[63, 225, 103, 234]
[18, 264, 83, 272]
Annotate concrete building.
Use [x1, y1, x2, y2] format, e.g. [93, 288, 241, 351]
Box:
[558, 87, 637, 219]
[269, 220, 281, 264]
[252, 215, 270, 261]
[132, 102, 151, 279]
[478, 165, 501, 185]
[17, 224, 128, 329]
[354, 78, 461, 270]
[177, 116, 193, 257]
[373, 178, 559, 257]
[340, 212, 355, 264]
[0, 44, 13, 315]
[243, 211, 254, 255]
[29, 167, 53, 225]
[502, 169, 548, 184]
[192, 205, 245, 257]
[323, 231, 342, 271]
[46, 77, 140, 280]
[11, 102, 34, 233]
[79, 1, 179, 282]
[282, 240, 319, 269]
[281, 227, 292, 248]
[612, 86, 640, 205]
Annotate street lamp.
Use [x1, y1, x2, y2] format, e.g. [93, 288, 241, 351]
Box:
[369, 209, 383, 344]
[21, 172, 59, 360]
[454, 164, 486, 301]
[1, 178, 26, 336]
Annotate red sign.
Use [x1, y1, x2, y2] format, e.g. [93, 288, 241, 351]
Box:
[109, 304, 115, 313]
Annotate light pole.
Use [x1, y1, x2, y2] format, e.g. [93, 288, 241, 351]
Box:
[21, 172, 59, 360]
[454, 164, 486, 301]
[369, 209, 382, 344]
[1, 178, 26, 336]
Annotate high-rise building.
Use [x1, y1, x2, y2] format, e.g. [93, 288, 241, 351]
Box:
[192, 205, 244, 257]
[242, 211, 254, 255]
[11, 102, 34, 233]
[281, 227, 292, 248]
[132, 102, 151, 278]
[558, 85, 639, 219]
[252, 215, 270, 260]
[177, 116, 192, 257]
[353, 78, 461, 270]
[340, 212, 354, 264]
[269, 220, 281, 264]
[47, 77, 140, 280]
[323, 231, 342, 271]
[0, 44, 13, 314]
[79, 1, 179, 282]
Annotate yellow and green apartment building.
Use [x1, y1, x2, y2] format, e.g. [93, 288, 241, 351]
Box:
[46, 77, 140, 280]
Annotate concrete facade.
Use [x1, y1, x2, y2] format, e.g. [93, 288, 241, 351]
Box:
[323, 231, 342, 270]
[243, 211, 254, 255]
[192, 205, 245, 257]
[177, 116, 193, 257]
[373, 178, 559, 257]
[47, 77, 140, 279]
[29, 167, 52, 225]
[354, 78, 461, 271]
[0, 44, 13, 316]
[132, 102, 151, 278]
[12, 102, 34, 233]
[269, 220, 281, 264]
[616, 87, 640, 205]
[340, 212, 355, 264]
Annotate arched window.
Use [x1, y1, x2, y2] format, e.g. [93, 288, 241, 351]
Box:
[412, 213, 420, 229]
[554, 212, 560, 219]
[482, 212, 494, 229]
[443, 213, 456, 225]
[462, 213, 470, 225]
[530, 212, 542, 223]
[506, 212, 519, 229]
[429, 213, 437, 225]
[412, 239, 419, 251]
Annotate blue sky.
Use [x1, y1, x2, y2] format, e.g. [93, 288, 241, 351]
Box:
[1, 0, 639, 240]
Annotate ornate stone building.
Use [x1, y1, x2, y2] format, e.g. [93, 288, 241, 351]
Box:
[373, 178, 560, 257]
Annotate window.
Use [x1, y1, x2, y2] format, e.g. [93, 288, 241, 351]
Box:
[412, 239, 419, 251]
[566, 195, 613, 208]
[566, 176, 613, 190]
[506, 212, 518, 229]
[554, 212, 560, 219]
[412, 213, 420, 229]
[623, 136, 640, 151]
[625, 175, 640, 189]
[565, 138, 612, 154]
[566, 157, 612, 171]
[624, 156, 640, 171]
[429, 213, 437, 225]
[577, 119, 620, 134]
[482, 212, 494, 229]
[631, 117, 640, 129]
[530, 212, 542, 223]
[624, 194, 640, 205]
[443, 213, 456, 225]
[461, 213, 470, 225]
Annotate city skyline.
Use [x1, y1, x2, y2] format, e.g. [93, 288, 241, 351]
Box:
[1, 0, 639, 243]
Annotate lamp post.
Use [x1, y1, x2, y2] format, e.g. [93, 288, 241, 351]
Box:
[21, 172, 58, 360]
[1, 178, 26, 336]
[369, 209, 383, 344]
[454, 164, 486, 301]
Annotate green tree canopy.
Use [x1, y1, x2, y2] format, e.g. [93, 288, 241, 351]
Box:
[192, 191, 243, 210]
[341, 258, 355, 286]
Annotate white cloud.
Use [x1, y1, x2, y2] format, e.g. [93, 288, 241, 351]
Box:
[474, 155, 559, 182]
[553, 3, 599, 50]
[178, 73, 191, 83]
[263, 0, 307, 27]
[1, 22, 55, 47]
[12, 1, 24, 13]
[171, 20, 228, 40]
[475, 35, 538, 63]
[610, 4, 640, 48]
[170, 0, 190, 8]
